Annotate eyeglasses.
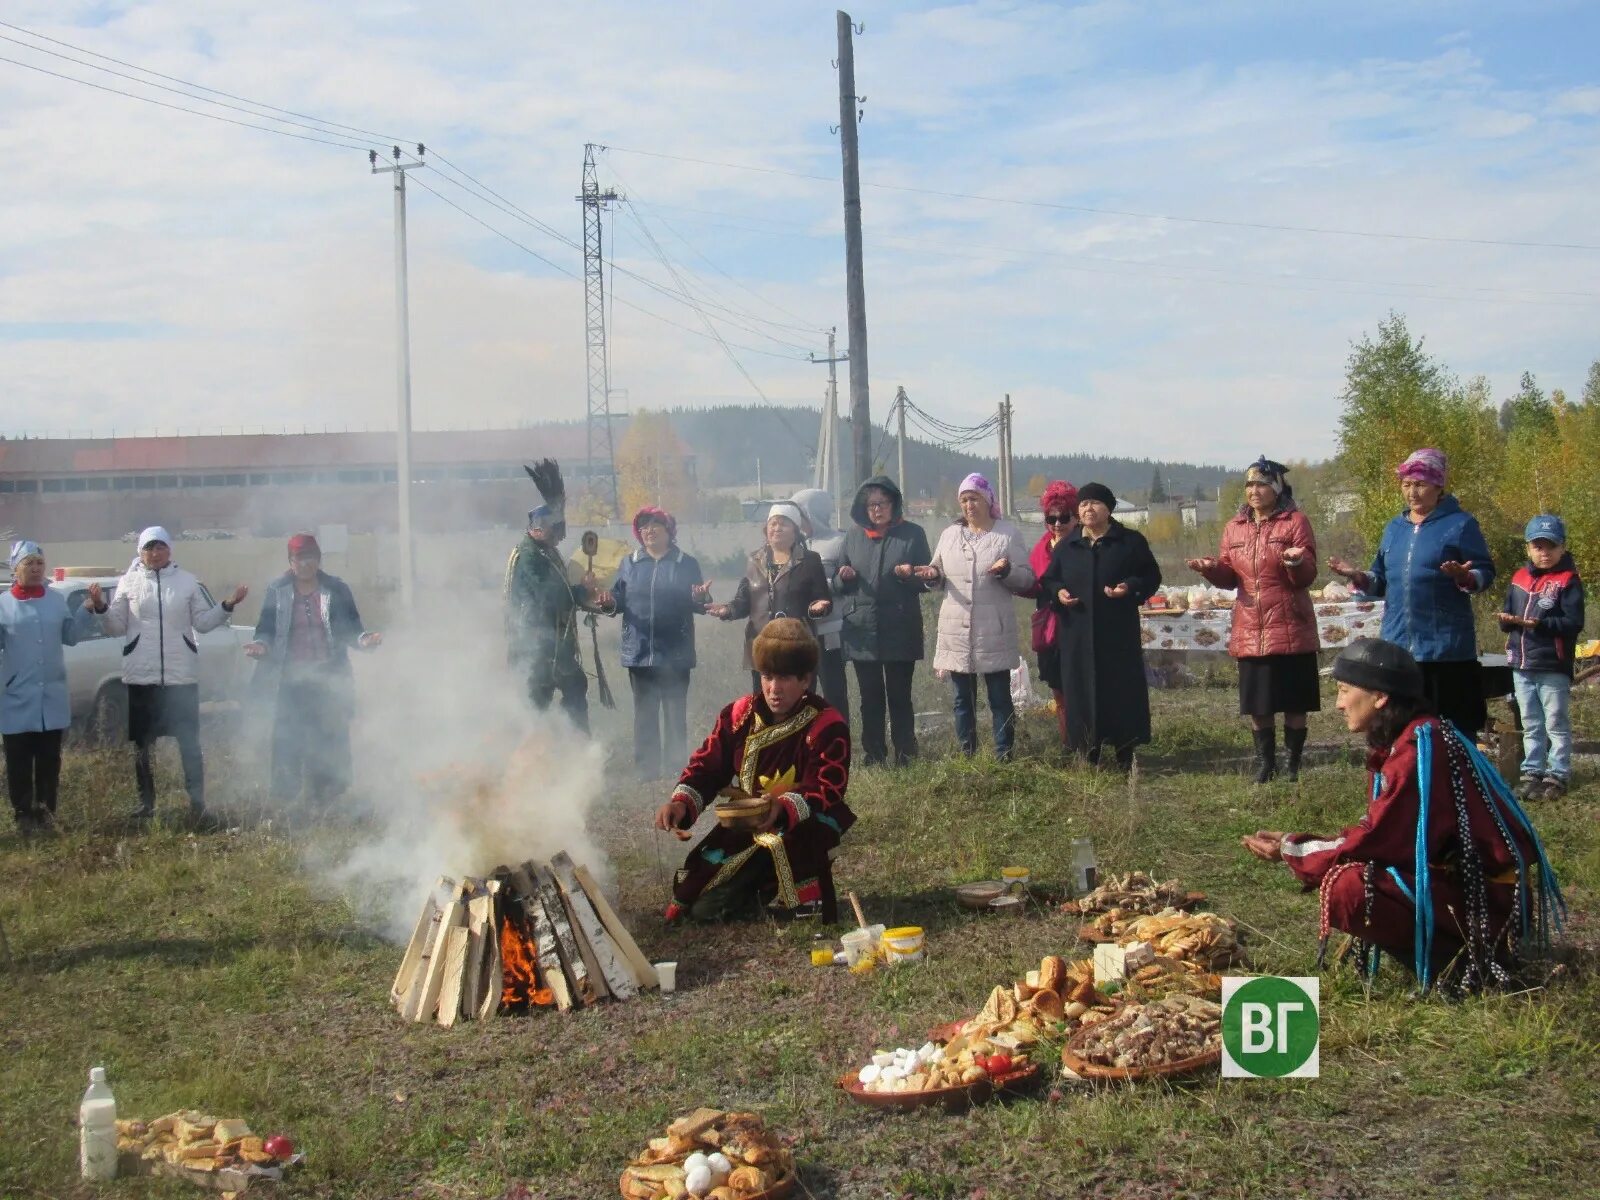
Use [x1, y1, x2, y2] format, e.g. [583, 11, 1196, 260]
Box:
[864, 499, 891, 509]
[1044, 514, 1070, 525]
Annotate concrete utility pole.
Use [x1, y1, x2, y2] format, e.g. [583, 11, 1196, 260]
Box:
[895, 385, 908, 498]
[370, 144, 427, 610]
[810, 327, 848, 508]
[996, 396, 1012, 516]
[835, 11, 871, 487]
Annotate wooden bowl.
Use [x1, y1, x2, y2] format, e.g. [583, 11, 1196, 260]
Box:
[1059, 1042, 1221, 1082]
[837, 1060, 1039, 1114]
[715, 798, 770, 830]
[954, 881, 1006, 909]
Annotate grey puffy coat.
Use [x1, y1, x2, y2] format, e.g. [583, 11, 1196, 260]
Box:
[927, 519, 1035, 674]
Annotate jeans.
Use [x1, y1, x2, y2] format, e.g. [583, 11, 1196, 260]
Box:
[271, 674, 353, 804]
[629, 665, 691, 780]
[1513, 670, 1572, 782]
[951, 670, 1015, 760]
[853, 660, 918, 766]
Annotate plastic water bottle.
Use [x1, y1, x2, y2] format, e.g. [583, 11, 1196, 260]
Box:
[1070, 838, 1098, 896]
[79, 1066, 118, 1180]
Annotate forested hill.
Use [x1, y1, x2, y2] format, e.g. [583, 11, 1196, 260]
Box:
[655, 404, 1239, 500]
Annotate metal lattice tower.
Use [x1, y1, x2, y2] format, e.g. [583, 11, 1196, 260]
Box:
[578, 143, 621, 517]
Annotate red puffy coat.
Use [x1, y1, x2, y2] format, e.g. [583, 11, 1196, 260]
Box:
[1197, 504, 1319, 658]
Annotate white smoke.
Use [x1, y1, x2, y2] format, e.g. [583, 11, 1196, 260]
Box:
[311, 560, 612, 944]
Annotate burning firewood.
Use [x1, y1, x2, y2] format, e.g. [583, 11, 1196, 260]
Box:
[389, 856, 658, 1026]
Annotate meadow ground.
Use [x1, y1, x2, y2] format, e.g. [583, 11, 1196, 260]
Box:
[1, 657, 1597, 1199]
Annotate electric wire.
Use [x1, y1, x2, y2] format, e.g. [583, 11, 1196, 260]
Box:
[604, 145, 1600, 253]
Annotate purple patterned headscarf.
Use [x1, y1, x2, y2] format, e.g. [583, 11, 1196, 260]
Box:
[1396, 448, 1447, 488]
[958, 472, 1001, 519]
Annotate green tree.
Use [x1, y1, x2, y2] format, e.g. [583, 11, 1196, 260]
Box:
[1148, 467, 1168, 504]
[1583, 360, 1600, 407]
[1334, 314, 1504, 552]
[1499, 371, 1556, 440]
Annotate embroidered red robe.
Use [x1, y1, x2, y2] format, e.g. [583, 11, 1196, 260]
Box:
[666, 691, 852, 914]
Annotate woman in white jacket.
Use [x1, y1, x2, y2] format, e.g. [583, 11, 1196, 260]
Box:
[89, 527, 247, 821]
[916, 474, 1035, 760]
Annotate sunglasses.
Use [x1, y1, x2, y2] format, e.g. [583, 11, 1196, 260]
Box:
[1044, 514, 1071, 525]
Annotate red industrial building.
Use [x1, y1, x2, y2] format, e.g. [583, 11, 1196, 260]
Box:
[0, 427, 632, 542]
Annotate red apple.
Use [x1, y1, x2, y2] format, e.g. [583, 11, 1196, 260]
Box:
[262, 1134, 295, 1161]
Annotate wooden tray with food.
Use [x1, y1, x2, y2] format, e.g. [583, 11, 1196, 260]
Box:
[1060, 995, 1222, 1082]
[1076, 909, 1242, 968]
[620, 1108, 795, 1200]
[1059, 871, 1207, 917]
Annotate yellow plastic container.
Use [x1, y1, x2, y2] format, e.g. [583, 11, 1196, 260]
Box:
[841, 924, 885, 968]
[881, 925, 926, 964]
[1000, 866, 1031, 893]
[810, 948, 835, 967]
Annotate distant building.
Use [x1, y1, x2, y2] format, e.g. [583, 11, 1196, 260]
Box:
[0, 428, 657, 542]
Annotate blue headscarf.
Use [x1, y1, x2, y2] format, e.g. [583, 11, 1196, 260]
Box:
[9, 540, 43, 571]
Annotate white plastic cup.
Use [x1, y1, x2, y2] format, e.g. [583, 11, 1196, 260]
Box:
[655, 961, 678, 993]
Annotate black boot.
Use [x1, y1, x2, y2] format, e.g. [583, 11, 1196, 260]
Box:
[1251, 727, 1277, 784]
[1284, 726, 1308, 782]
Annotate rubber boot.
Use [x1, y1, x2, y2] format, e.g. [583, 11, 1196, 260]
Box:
[1284, 726, 1308, 782]
[1251, 727, 1277, 784]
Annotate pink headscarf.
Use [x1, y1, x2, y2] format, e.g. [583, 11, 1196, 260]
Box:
[958, 472, 1001, 519]
[1396, 448, 1447, 489]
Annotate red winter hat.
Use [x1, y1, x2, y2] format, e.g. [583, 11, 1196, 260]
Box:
[1039, 480, 1078, 515]
[287, 532, 321, 559]
[632, 506, 677, 543]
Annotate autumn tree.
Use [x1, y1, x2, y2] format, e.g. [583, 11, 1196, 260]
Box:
[614, 410, 698, 521]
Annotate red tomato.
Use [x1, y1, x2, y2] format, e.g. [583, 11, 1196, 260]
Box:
[986, 1054, 1013, 1075]
[262, 1134, 295, 1161]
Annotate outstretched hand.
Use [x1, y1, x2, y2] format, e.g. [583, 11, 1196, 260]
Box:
[1327, 556, 1358, 578]
[911, 565, 940, 582]
[808, 599, 832, 617]
[653, 799, 687, 831]
[243, 641, 267, 660]
[987, 557, 1011, 578]
[1439, 560, 1475, 586]
[1186, 557, 1217, 573]
[226, 584, 249, 608]
[1056, 588, 1081, 607]
[1103, 582, 1131, 600]
[1281, 547, 1306, 568]
[706, 603, 732, 620]
[841, 565, 861, 583]
[1241, 830, 1285, 862]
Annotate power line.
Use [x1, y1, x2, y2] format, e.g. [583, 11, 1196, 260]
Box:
[407, 173, 811, 361]
[0, 52, 376, 151]
[604, 144, 1600, 254]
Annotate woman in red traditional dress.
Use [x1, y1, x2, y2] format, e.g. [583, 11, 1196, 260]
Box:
[1243, 638, 1563, 993]
[653, 618, 852, 923]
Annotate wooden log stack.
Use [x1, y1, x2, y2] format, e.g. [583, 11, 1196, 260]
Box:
[390, 852, 658, 1025]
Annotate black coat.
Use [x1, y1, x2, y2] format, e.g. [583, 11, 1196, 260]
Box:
[1038, 520, 1162, 752]
[726, 547, 832, 670]
[835, 476, 933, 662]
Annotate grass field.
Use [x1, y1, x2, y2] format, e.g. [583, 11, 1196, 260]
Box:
[2, 655, 1596, 1200]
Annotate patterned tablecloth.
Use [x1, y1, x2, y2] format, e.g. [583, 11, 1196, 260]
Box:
[1139, 599, 1386, 654]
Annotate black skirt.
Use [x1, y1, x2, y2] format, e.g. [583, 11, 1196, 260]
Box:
[127, 683, 201, 743]
[1237, 654, 1321, 717]
[1420, 659, 1487, 738]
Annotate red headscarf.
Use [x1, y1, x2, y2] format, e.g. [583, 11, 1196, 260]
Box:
[632, 506, 677, 543]
[287, 533, 320, 559]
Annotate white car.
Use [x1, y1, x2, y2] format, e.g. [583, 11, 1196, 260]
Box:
[53, 573, 253, 740]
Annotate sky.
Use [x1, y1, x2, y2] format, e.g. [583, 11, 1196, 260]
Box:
[2, 1, 1598, 467]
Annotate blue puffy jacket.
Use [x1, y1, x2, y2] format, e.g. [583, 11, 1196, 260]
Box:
[610, 546, 706, 670]
[1360, 494, 1495, 663]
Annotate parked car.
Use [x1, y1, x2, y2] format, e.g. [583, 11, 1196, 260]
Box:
[51, 571, 253, 741]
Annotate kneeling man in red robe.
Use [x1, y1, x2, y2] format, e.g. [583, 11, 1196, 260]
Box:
[654, 618, 853, 922]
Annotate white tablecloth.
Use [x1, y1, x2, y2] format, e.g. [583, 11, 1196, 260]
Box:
[1139, 599, 1386, 654]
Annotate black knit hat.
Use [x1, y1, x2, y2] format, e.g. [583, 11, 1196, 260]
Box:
[1077, 481, 1116, 509]
[752, 617, 820, 678]
[1331, 637, 1424, 699]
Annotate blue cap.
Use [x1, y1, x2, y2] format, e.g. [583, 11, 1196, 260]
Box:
[1524, 514, 1566, 545]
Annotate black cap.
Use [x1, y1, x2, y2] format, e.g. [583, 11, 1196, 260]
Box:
[1331, 637, 1424, 699]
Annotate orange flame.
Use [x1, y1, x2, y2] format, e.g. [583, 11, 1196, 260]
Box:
[499, 908, 554, 1009]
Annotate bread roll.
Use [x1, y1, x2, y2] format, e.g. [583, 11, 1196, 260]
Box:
[1038, 955, 1067, 995]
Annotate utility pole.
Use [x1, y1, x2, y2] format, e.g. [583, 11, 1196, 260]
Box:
[995, 396, 1011, 517]
[370, 144, 426, 610]
[835, 11, 871, 487]
[578, 144, 622, 518]
[895, 386, 908, 497]
[810, 327, 848, 505]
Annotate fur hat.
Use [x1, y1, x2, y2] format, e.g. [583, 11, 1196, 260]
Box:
[524, 459, 567, 541]
[751, 617, 819, 678]
[1331, 637, 1424, 699]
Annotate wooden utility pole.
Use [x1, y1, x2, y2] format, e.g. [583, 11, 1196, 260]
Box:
[895, 386, 908, 497]
[836, 11, 871, 487]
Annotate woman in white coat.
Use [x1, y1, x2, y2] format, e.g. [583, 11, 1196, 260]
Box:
[917, 473, 1035, 760]
[90, 526, 247, 822]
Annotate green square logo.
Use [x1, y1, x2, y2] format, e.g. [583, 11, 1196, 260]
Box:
[1221, 976, 1319, 1078]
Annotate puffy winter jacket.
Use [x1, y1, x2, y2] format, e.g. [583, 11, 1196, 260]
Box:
[835, 476, 933, 663]
[0, 589, 98, 734]
[609, 546, 706, 671]
[927, 519, 1035, 674]
[1197, 503, 1320, 658]
[100, 562, 231, 686]
[1502, 554, 1585, 676]
[1358, 494, 1495, 663]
